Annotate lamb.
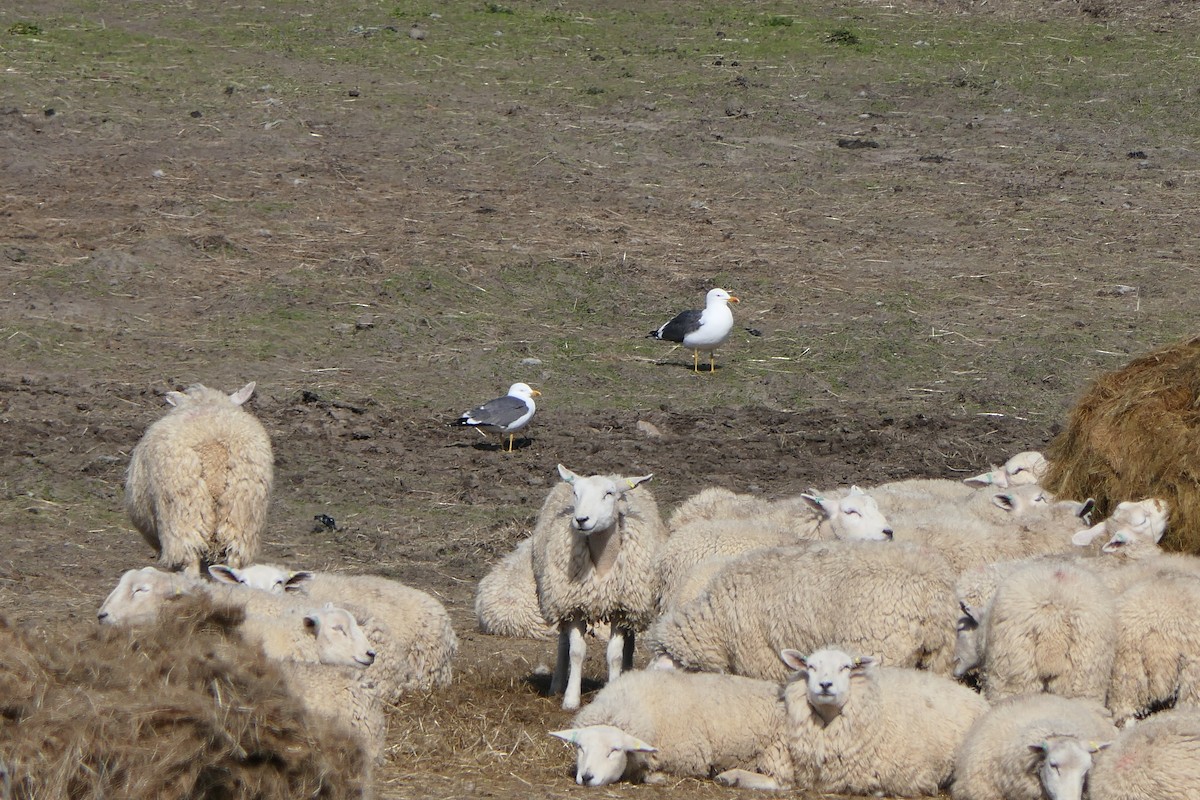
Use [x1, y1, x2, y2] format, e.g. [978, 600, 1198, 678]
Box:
[125, 381, 273, 576]
[1087, 708, 1200, 800]
[97, 567, 376, 668]
[952, 693, 1116, 800]
[963, 451, 1050, 488]
[656, 485, 893, 614]
[548, 669, 792, 790]
[782, 646, 989, 796]
[208, 563, 458, 699]
[975, 560, 1115, 703]
[473, 538, 557, 640]
[648, 540, 959, 680]
[531, 465, 666, 710]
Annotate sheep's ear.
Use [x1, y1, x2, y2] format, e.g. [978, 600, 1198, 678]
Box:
[229, 382, 256, 405]
[623, 474, 653, 492]
[303, 613, 320, 633]
[1072, 522, 1108, 547]
[779, 649, 807, 672]
[1028, 741, 1049, 756]
[1077, 498, 1096, 521]
[282, 571, 315, 592]
[557, 465, 579, 484]
[799, 491, 832, 518]
[848, 485, 866, 496]
[165, 391, 186, 407]
[851, 655, 877, 673]
[1089, 740, 1112, 753]
[963, 469, 997, 488]
[207, 564, 242, 585]
[549, 728, 583, 745]
[620, 733, 658, 754]
[991, 492, 1018, 512]
[958, 600, 981, 625]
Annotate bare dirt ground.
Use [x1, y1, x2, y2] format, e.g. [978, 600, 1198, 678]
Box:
[2, 0, 1198, 797]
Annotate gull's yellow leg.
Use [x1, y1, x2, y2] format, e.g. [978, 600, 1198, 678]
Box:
[507, 433, 515, 452]
[693, 349, 700, 373]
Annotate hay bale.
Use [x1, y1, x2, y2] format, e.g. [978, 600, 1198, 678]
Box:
[0, 596, 370, 800]
[1044, 335, 1200, 554]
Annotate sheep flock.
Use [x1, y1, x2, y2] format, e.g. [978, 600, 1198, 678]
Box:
[10, 340, 1200, 800]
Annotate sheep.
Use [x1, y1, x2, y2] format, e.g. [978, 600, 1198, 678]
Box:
[548, 669, 792, 790]
[1087, 708, 1200, 800]
[1106, 572, 1200, 726]
[963, 450, 1050, 488]
[656, 485, 893, 614]
[125, 381, 273, 576]
[531, 465, 666, 710]
[97, 567, 376, 668]
[666, 486, 774, 532]
[952, 693, 1116, 800]
[975, 560, 1115, 703]
[280, 661, 388, 763]
[782, 646, 989, 796]
[648, 540, 959, 680]
[208, 563, 458, 699]
[473, 538, 557, 640]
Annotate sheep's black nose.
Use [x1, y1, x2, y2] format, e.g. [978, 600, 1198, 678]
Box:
[883, 528, 894, 540]
[580, 772, 593, 785]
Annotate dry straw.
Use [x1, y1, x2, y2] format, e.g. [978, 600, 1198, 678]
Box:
[0, 597, 368, 800]
[1044, 335, 1200, 553]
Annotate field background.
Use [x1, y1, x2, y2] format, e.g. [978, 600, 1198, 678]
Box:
[2, 0, 1198, 796]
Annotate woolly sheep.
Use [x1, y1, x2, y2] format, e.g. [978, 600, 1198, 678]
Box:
[531, 466, 666, 710]
[1072, 499, 1200, 593]
[952, 693, 1115, 800]
[964, 451, 1050, 489]
[1088, 708, 1200, 800]
[209, 564, 458, 700]
[782, 646, 989, 796]
[648, 540, 959, 680]
[977, 560, 1115, 703]
[97, 567, 375, 668]
[665, 486, 774, 532]
[549, 669, 792, 790]
[473, 538, 557, 640]
[656, 485, 893, 614]
[1106, 573, 1200, 725]
[125, 381, 273, 576]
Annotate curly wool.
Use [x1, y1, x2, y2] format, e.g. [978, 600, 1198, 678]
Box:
[125, 382, 273, 573]
[648, 541, 958, 680]
[1088, 708, 1200, 800]
[531, 478, 665, 630]
[785, 662, 989, 796]
[474, 538, 557, 640]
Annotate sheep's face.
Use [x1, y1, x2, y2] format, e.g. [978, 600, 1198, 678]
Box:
[304, 603, 376, 668]
[802, 486, 893, 541]
[1099, 499, 1170, 557]
[1030, 736, 1107, 800]
[782, 647, 874, 723]
[208, 563, 311, 594]
[990, 485, 1055, 517]
[549, 725, 657, 786]
[953, 602, 983, 678]
[964, 450, 1048, 488]
[97, 567, 185, 626]
[557, 466, 652, 535]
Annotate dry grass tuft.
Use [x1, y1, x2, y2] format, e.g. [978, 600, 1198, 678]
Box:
[0, 596, 368, 800]
[1044, 335, 1200, 553]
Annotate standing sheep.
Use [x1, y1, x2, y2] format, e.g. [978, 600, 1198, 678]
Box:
[209, 564, 458, 699]
[782, 647, 989, 796]
[648, 540, 959, 680]
[1087, 708, 1200, 800]
[125, 381, 273, 576]
[531, 465, 666, 710]
[978, 560, 1115, 703]
[952, 693, 1115, 800]
[548, 669, 792, 789]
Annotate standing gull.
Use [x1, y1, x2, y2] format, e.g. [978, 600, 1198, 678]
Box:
[452, 382, 541, 452]
[648, 288, 740, 373]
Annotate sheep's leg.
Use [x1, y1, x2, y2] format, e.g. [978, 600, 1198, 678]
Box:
[623, 629, 635, 672]
[606, 626, 626, 683]
[551, 626, 570, 697]
[714, 769, 781, 791]
[563, 621, 587, 711]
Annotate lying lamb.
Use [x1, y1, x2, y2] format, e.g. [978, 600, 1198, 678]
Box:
[549, 669, 792, 789]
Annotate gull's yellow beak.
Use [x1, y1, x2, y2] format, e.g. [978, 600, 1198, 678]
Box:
[531, 389, 543, 397]
[728, 296, 740, 303]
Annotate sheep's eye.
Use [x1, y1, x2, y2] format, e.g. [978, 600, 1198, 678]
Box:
[1012, 467, 1027, 475]
[609, 748, 623, 758]
[133, 585, 148, 595]
[844, 508, 861, 517]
